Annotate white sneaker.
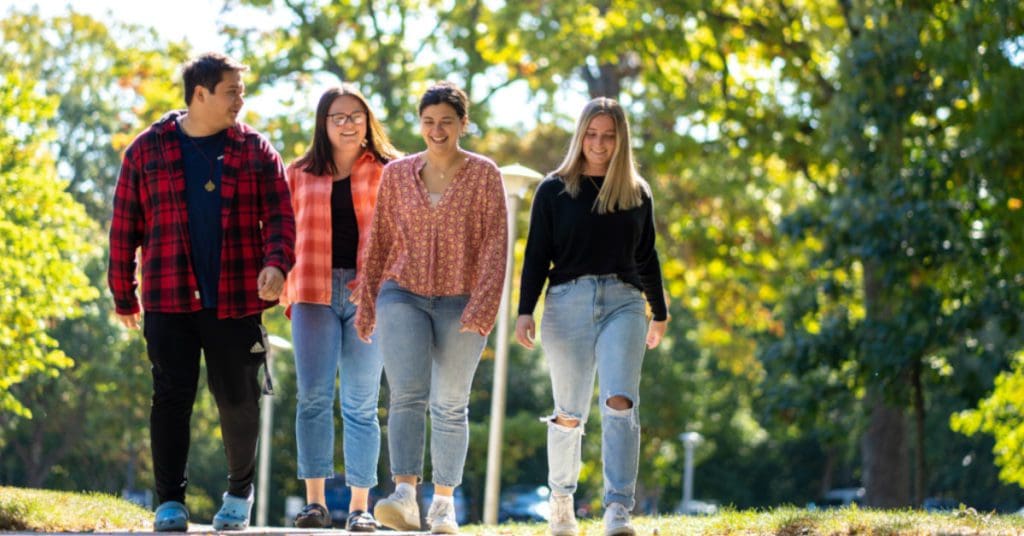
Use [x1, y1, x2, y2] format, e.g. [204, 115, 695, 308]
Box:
[374, 483, 420, 531]
[603, 502, 635, 536]
[549, 494, 578, 536]
[427, 498, 459, 534]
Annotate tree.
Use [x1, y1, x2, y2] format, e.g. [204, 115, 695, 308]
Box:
[770, 0, 1024, 506]
[213, 0, 1024, 513]
[223, 0, 451, 154]
[0, 57, 97, 421]
[0, 8, 186, 221]
[951, 351, 1024, 489]
[0, 7, 194, 498]
[226, 0, 839, 512]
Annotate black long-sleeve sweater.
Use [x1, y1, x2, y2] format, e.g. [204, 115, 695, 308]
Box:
[517, 175, 668, 321]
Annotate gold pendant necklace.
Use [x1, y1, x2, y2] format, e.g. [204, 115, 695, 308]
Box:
[431, 154, 463, 182]
[181, 118, 220, 194]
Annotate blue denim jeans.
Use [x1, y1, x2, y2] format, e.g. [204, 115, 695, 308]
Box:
[540, 275, 648, 510]
[376, 280, 486, 487]
[292, 268, 383, 488]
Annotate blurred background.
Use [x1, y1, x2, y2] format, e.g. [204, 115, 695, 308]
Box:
[1, 0, 1023, 526]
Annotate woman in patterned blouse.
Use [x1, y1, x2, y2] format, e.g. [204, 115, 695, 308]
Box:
[353, 81, 508, 534]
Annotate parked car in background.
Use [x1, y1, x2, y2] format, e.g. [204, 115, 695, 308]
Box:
[922, 497, 959, 512]
[499, 484, 552, 522]
[811, 487, 865, 510]
[675, 499, 719, 516]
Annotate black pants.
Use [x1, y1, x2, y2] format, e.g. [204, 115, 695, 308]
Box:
[144, 309, 265, 504]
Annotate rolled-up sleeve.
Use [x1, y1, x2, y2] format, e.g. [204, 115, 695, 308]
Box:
[352, 167, 397, 339]
[461, 167, 508, 334]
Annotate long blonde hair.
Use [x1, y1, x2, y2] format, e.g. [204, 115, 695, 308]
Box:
[552, 97, 649, 214]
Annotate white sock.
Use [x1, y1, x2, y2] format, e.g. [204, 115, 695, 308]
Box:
[432, 494, 454, 506]
[396, 482, 416, 498]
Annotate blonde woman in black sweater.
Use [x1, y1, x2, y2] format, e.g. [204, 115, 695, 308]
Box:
[515, 97, 668, 536]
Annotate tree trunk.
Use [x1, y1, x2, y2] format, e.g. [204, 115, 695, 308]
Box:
[861, 396, 911, 507]
[860, 261, 911, 507]
[581, 63, 622, 98]
[911, 356, 927, 506]
[819, 446, 836, 499]
[20, 387, 89, 488]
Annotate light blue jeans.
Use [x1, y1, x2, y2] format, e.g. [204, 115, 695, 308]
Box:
[541, 275, 648, 510]
[292, 268, 383, 488]
[376, 279, 486, 487]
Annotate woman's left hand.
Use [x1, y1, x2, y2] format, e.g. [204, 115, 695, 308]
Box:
[460, 324, 488, 337]
[646, 319, 668, 349]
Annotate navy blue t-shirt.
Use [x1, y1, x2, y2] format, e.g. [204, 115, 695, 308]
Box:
[177, 123, 225, 309]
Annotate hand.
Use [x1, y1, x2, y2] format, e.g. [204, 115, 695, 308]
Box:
[116, 312, 141, 330]
[646, 319, 668, 349]
[460, 324, 488, 336]
[354, 308, 374, 343]
[257, 266, 285, 301]
[515, 315, 535, 349]
[356, 319, 373, 343]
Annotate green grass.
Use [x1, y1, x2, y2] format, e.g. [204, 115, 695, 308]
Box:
[0, 486, 152, 532]
[2, 486, 1023, 534]
[460, 506, 1024, 535]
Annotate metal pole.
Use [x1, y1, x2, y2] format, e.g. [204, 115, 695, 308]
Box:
[680, 431, 701, 514]
[255, 335, 290, 527]
[256, 357, 273, 527]
[483, 194, 519, 525]
[683, 438, 694, 514]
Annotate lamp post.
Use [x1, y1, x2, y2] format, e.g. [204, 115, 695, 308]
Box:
[255, 334, 292, 527]
[483, 163, 543, 525]
[679, 431, 703, 515]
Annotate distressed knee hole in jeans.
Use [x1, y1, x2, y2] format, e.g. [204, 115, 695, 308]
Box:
[602, 395, 639, 430]
[542, 411, 585, 435]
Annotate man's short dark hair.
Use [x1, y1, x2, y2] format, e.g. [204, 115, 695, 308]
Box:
[182, 52, 249, 106]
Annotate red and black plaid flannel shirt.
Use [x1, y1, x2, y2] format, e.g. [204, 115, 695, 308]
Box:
[108, 111, 296, 319]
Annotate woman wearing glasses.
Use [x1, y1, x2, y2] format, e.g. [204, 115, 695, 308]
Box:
[281, 84, 402, 532]
[352, 81, 507, 534]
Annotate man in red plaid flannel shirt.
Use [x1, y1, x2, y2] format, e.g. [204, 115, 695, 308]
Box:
[108, 52, 295, 532]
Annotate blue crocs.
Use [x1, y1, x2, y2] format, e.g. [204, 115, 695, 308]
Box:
[153, 501, 189, 532]
[212, 490, 254, 531]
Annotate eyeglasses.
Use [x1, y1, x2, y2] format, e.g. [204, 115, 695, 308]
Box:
[326, 111, 367, 126]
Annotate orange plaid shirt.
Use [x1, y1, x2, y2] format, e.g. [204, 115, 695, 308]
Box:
[352, 151, 508, 337]
[280, 150, 384, 316]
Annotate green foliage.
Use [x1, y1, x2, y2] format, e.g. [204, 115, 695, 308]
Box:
[0, 62, 98, 420]
[1, 0, 1022, 520]
[225, 0, 448, 155]
[0, 8, 188, 221]
[0, 7, 189, 495]
[952, 351, 1024, 488]
[223, 0, 1022, 508]
[759, 0, 1024, 503]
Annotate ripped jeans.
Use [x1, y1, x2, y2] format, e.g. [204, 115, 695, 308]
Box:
[540, 275, 648, 510]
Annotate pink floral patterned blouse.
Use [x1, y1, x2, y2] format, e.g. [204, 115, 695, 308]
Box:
[352, 151, 508, 337]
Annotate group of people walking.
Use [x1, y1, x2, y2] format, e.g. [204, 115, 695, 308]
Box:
[108, 52, 668, 536]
